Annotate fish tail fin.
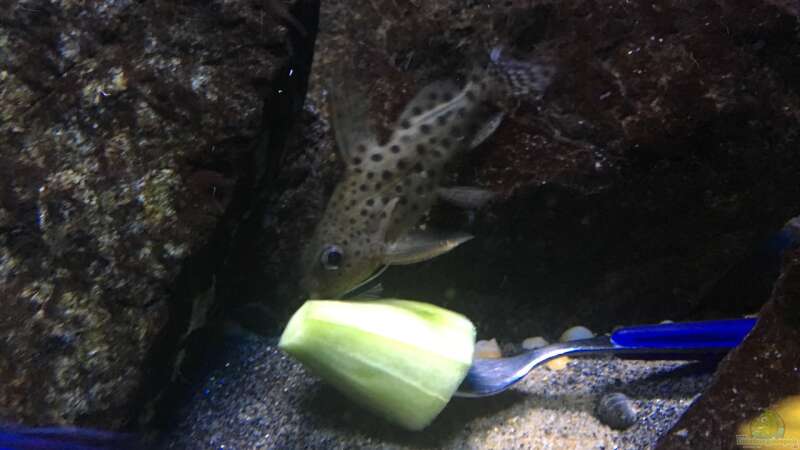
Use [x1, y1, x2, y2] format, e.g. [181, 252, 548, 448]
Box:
[0, 425, 138, 450]
[486, 47, 555, 100]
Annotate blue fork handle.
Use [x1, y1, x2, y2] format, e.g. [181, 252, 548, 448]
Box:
[609, 318, 756, 358]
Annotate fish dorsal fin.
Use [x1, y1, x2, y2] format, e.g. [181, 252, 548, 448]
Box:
[327, 76, 378, 165]
[395, 80, 461, 128]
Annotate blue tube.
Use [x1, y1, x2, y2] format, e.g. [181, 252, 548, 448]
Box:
[610, 318, 757, 350]
[0, 426, 136, 450]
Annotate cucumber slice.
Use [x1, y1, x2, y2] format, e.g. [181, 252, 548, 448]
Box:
[279, 299, 476, 430]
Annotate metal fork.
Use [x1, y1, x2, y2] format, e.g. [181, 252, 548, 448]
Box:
[456, 318, 757, 397]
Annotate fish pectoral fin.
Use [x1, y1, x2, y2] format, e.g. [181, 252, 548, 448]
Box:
[384, 230, 474, 265]
[437, 186, 497, 210]
[327, 75, 378, 163]
[395, 80, 461, 128]
[469, 111, 504, 150]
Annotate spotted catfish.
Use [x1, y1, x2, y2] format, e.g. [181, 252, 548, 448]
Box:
[301, 49, 554, 298]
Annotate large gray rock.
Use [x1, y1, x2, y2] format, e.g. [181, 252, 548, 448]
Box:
[0, 0, 307, 427]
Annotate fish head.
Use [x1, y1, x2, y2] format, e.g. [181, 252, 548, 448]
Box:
[300, 239, 385, 299]
[300, 198, 400, 299]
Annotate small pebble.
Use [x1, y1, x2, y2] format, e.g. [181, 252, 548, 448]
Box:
[560, 326, 594, 342]
[522, 336, 549, 350]
[595, 392, 637, 430]
[474, 338, 502, 359]
[545, 356, 569, 371]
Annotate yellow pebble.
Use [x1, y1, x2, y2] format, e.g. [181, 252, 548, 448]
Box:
[474, 338, 502, 359]
[546, 356, 570, 371]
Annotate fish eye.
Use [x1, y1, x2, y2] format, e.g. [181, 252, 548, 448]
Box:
[320, 245, 344, 271]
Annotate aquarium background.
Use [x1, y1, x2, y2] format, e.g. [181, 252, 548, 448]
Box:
[1, 0, 799, 449]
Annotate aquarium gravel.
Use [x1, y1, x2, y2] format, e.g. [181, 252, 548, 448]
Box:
[162, 331, 712, 449]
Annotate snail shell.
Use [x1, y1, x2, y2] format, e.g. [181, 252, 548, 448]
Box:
[595, 392, 637, 430]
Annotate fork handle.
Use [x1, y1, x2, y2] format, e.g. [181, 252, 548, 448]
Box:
[609, 318, 756, 357]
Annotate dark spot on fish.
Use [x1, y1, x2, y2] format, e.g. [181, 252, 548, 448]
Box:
[413, 162, 424, 173]
[360, 184, 368, 192]
[450, 126, 462, 137]
[440, 138, 451, 149]
[399, 197, 408, 205]
[416, 144, 427, 155]
[465, 90, 477, 102]
[400, 119, 411, 129]
[411, 203, 419, 211]
[397, 159, 408, 170]
[360, 209, 367, 216]
[357, 144, 367, 153]
[352, 157, 362, 165]
[457, 107, 466, 118]
[416, 185, 425, 194]
[395, 185, 403, 193]
[420, 124, 432, 134]
[382, 170, 392, 180]
[354, 250, 361, 256]
[350, 218, 356, 224]
[367, 171, 374, 179]
[436, 115, 447, 126]
[374, 182, 382, 191]
[355, 167, 363, 174]
[429, 137, 438, 144]
[443, 92, 453, 101]
[428, 92, 438, 101]
[382, 196, 390, 204]
[411, 106, 422, 116]
[366, 198, 375, 206]
[371, 153, 383, 162]
[390, 145, 400, 154]
[380, 211, 387, 218]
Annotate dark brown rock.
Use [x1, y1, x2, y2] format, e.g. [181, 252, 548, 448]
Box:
[657, 247, 800, 449]
[0, 0, 308, 428]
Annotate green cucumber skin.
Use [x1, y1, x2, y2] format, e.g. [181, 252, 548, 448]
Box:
[279, 300, 476, 430]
